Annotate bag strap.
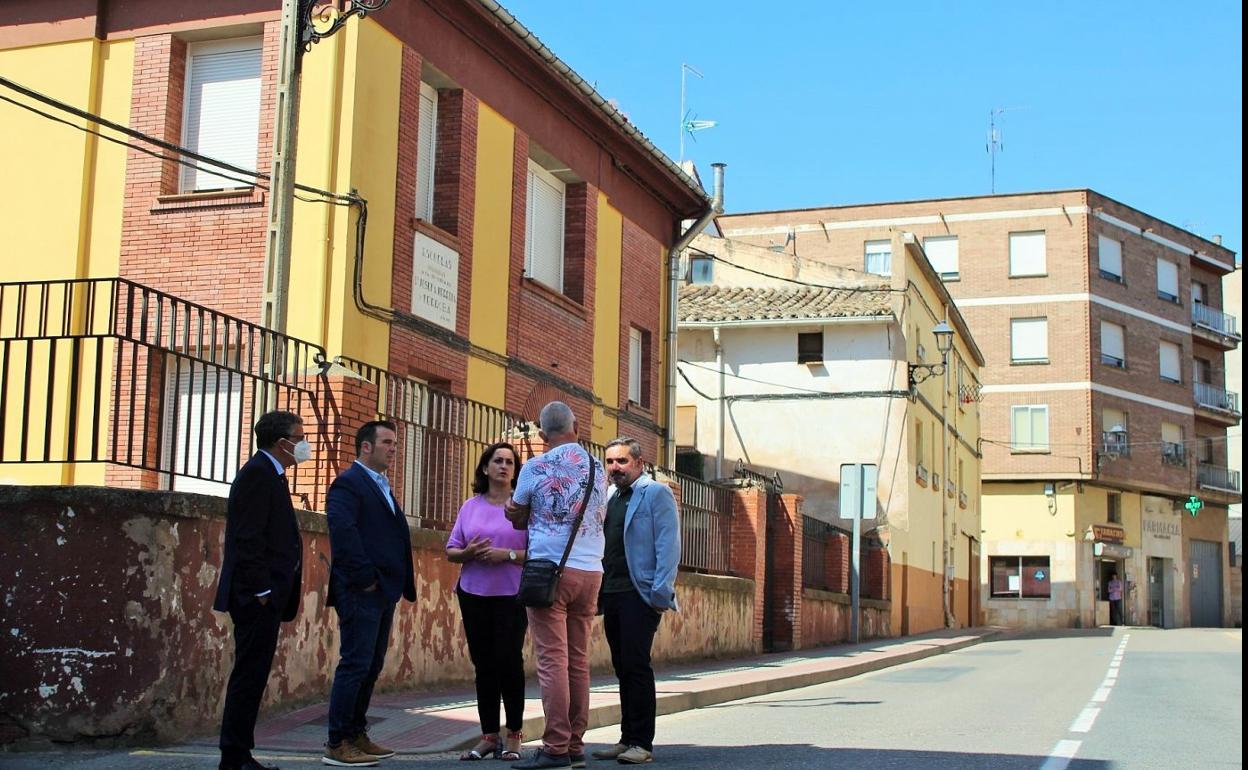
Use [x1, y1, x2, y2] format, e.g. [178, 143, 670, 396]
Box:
[556, 449, 597, 571]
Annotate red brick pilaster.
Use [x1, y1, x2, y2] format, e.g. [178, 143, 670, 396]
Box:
[768, 494, 804, 651]
[864, 546, 892, 601]
[729, 485, 767, 652]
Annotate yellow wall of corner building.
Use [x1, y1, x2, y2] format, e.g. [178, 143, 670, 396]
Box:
[887, 240, 985, 631]
[591, 194, 623, 445]
[465, 105, 515, 408]
[0, 38, 131, 281]
[287, 19, 395, 367]
[0, 38, 131, 487]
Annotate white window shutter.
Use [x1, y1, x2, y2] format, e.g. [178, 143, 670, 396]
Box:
[923, 236, 959, 278]
[415, 82, 438, 221]
[1156, 258, 1179, 298]
[1161, 422, 1183, 444]
[1011, 318, 1048, 361]
[1098, 236, 1123, 277]
[163, 357, 244, 497]
[1159, 341, 1181, 381]
[525, 161, 565, 292]
[182, 40, 263, 192]
[1009, 231, 1046, 276]
[628, 328, 643, 403]
[1101, 322, 1125, 363]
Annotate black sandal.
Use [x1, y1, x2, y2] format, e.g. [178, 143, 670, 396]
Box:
[459, 733, 499, 760]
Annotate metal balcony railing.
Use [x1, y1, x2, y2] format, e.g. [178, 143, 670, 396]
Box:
[1192, 303, 1241, 339]
[1161, 442, 1187, 466]
[1194, 382, 1241, 415]
[1198, 463, 1242, 493]
[1102, 430, 1131, 458]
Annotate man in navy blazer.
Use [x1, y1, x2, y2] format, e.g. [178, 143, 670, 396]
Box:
[322, 420, 416, 767]
[592, 437, 680, 766]
[215, 410, 306, 770]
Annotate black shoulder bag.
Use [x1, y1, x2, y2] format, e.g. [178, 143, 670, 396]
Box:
[516, 453, 596, 608]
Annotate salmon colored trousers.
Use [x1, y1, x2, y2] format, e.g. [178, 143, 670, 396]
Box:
[525, 567, 603, 756]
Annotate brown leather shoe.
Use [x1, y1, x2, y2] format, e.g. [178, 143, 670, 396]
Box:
[322, 741, 379, 767]
[352, 733, 396, 759]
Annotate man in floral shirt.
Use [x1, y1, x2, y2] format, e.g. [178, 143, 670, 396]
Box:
[506, 401, 607, 769]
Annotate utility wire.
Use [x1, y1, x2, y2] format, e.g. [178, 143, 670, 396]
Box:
[0, 74, 353, 206]
[689, 249, 906, 294]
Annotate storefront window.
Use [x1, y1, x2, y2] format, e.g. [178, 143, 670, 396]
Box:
[990, 556, 1051, 598]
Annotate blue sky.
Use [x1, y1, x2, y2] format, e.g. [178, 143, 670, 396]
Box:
[504, 0, 1243, 259]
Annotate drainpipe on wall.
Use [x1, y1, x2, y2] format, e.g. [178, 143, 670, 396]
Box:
[665, 162, 725, 466]
[941, 303, 955, 628]
[714, 326, 725, 478]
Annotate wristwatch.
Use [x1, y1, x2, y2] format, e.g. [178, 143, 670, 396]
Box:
[508, 549, 518, 562]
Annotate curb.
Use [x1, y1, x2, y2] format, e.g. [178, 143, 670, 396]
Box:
[421, 629, 1004, 754]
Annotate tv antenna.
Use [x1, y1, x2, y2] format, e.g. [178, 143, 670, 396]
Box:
[986, 106, 1026, 193]
[679, 63, 716, 163]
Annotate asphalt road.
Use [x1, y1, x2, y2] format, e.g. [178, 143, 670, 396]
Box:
[576, 626, 1242, 769]
[0, 627, 1239, 770]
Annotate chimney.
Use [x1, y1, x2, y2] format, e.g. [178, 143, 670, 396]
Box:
[1213, 234, 1223, 246]
[711, 162, 726, 214]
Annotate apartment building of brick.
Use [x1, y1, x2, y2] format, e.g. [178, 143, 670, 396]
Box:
[719, 189, 1240, 628]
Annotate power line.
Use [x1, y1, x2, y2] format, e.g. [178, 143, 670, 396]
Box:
[690, 250, 906, 294]
[0, 74, 352, 206]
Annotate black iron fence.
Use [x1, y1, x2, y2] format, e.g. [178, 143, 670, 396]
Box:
[802, 515, 850, 592]
[1, 278, 739, 572]
[333, 357, 534, 530]
[0, 278, 325, 498]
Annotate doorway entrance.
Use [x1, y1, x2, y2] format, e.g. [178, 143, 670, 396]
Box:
[1098, 559, 1124, 625]
[1148, 557, 1167, 628]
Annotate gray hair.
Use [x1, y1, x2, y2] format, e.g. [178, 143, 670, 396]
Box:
[538, 401, 576, 435]
[605, 436, 642, 461]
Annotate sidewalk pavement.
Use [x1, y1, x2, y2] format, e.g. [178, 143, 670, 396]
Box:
[195, 626, 1003, 757]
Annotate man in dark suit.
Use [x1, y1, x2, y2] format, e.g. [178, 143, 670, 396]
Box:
[215, 410, 307, 770]
[321, 420, 416, 767]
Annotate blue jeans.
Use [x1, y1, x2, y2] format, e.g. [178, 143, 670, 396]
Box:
[327, 586, 395, 746]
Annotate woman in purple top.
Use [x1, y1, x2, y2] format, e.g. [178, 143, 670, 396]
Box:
[447, 442, 528, 761]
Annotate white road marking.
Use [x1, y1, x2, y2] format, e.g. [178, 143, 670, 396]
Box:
[1070, 706, 1101, 733]
[1092, 687, 1112, 702]
[1039, 739, 1083, 770]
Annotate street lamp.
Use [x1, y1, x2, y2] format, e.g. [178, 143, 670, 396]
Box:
[908, 321, 955, 393]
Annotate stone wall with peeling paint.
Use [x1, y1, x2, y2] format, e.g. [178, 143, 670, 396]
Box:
[0, 486, 757, 746]
[800, 588, 892, 647]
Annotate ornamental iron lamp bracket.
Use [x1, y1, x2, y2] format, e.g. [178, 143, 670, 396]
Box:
[300, 0, 393, 50]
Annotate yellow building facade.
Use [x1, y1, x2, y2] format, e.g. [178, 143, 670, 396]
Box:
[0, 2, 708, 498]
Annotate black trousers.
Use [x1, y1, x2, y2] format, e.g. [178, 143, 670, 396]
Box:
[601, 589, 662, 751]
[219, 601, 282, 766]
[457, 587, 528, 733]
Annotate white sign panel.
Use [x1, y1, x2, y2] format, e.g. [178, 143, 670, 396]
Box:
[839, 463, 878, 520]
[412, 232, 459, 331]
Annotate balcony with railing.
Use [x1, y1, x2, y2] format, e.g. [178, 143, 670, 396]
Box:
[0, 278, 744, 567]
[1101, 430, 1131, 459]
[1160, 442, 1187, 467]
[1191, 303, 1241, 348]
[1198, 463, 1242, 495]
[1194, 382, 1241, 424]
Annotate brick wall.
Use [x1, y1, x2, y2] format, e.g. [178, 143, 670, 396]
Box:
[119, 28, 276, 322]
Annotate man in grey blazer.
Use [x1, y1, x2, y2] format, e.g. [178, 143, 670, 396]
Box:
[592, 437, 680, 765]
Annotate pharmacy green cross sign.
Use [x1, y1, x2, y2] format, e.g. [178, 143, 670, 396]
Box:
[1185, 496, 1203, 517]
